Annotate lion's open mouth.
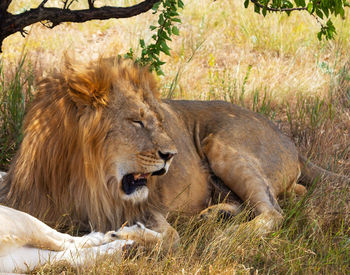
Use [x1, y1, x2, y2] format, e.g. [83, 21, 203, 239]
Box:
[122, 173, 150, 195]
[122, 169, 167, 195]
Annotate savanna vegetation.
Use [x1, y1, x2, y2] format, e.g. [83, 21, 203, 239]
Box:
[0, 0, 349, 273]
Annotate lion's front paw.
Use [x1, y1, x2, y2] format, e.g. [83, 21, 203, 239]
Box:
[115, 223, 162, 244]
[70, 231, 118, 248]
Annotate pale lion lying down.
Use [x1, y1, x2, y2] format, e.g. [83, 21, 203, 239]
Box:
[0, 172, 136, 273]
[0, 205, 137, 273]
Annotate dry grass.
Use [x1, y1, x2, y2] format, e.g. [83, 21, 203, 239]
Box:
[1, 0, 350, 274]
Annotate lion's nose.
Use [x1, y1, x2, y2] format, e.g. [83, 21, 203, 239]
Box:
[158, 150, 176, 161]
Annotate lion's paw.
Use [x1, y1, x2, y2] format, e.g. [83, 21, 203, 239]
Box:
[70, 231, 118, 248]
[115, 223, 161, 243]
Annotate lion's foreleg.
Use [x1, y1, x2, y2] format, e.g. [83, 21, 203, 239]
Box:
[147, 212, 180, 250]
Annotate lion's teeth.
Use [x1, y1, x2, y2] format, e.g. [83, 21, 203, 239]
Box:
[134, 173, 141, 180]
[133, 173, 150, 180]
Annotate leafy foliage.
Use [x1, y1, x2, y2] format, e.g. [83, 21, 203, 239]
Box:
[125, 0, 348, 73]
[245, 0, 348, 40]
[125, 0, 184, 75]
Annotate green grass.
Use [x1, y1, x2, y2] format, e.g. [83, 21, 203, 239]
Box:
[0, 0, 349, 274]
[0, 56, 33, 171]
[31, 191, 349, 274]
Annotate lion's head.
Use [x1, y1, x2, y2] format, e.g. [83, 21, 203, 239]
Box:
[0, 57, 176, 231]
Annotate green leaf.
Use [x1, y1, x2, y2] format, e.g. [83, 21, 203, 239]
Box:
[244, 0, 249, 8]
[140, 39, 145, 48]
[262, 6, 267, 17]
[160, 31, 171, 41]
[254, 4, 261, 14]
[307, 2, 313, 13]
[158, 14, 165, 25]
[178, 0, 184, 9]
[160, 41, 171, 55]
[152, 2, 161, 11]
[316, 9, 323, 19]
[295, 0, 306, 7]
[172, 26, 179, 35]
[322, 6, 329, 18]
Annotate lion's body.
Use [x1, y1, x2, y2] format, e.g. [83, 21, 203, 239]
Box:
[0, 57, 344, 248]
[155, 100, 300, 213]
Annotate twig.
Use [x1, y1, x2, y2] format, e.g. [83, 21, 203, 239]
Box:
[310, 13, 325, 29]
[39, 0, 49, 9]
[19, 29, 28, 38]
[66, 0, 76, 10]
[249, 0, 326, 35]
[250, 0, 307, 12]
[88, 0, 95, 9]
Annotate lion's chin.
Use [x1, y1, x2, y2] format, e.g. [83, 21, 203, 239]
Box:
[120, 186, 149, 204]
[120, 173, 150, 203]
[120, 168, 168, 203]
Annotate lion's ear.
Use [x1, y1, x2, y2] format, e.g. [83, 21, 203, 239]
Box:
[64, 58, 112, 108]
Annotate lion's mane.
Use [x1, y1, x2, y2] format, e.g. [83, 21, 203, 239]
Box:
[0, 57, 160, 231]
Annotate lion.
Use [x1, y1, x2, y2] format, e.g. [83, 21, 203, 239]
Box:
[0, 57, 348, 251]
[0, 206, 136, 272]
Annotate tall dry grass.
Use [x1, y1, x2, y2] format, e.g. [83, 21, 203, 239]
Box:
[1, 0, 349, 273]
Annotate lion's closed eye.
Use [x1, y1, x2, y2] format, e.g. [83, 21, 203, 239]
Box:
[132, 120, 144, 128]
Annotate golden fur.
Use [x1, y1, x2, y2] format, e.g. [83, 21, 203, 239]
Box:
[1, 57, 347, 249]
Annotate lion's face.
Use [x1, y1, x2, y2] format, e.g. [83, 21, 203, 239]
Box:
[65, 57, 177, 204]
[104, 82, 177, 203]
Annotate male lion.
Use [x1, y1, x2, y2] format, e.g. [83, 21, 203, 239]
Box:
[0, 57, 348, 249]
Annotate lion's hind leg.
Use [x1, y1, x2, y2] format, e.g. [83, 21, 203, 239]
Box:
[0, 239, 134, 273]
[202, 136, 284, 234]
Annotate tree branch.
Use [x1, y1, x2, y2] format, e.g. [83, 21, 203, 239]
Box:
[250, 0, 307, 12]
[0, 0, 12, 12]
[0, 0, 160, 52]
